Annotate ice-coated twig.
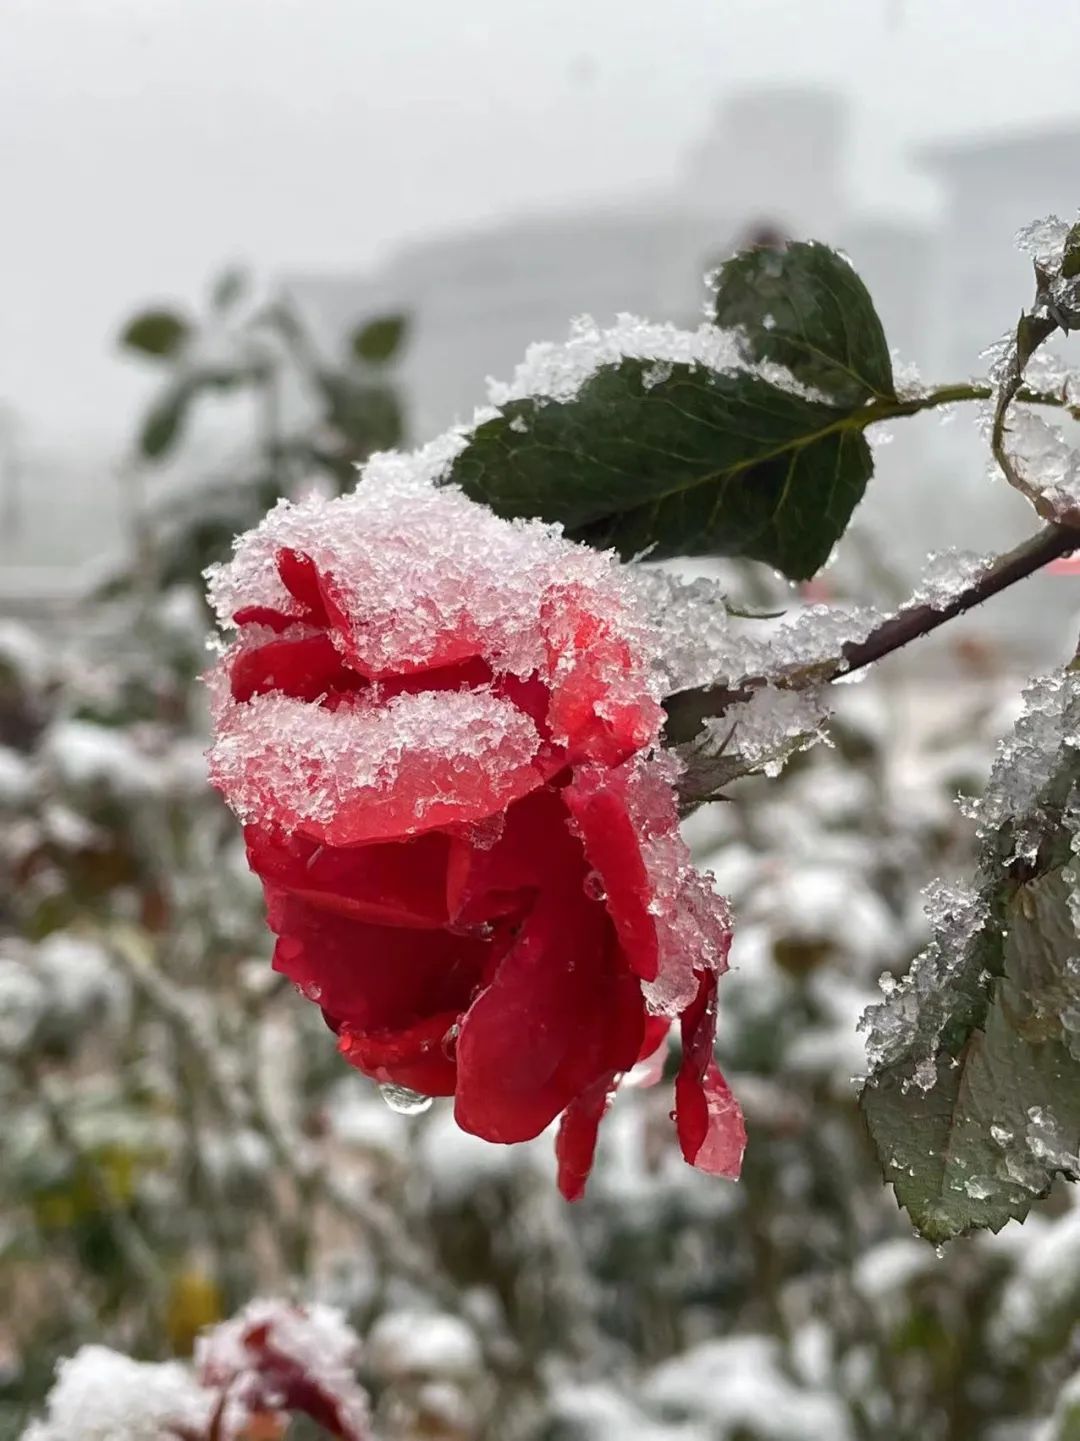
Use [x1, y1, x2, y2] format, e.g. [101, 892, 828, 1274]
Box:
[664, 522, 1080, 749]
[990, 218, 1080, 520]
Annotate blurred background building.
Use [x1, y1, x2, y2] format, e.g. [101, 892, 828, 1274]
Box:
[3, 83, 1080, 656]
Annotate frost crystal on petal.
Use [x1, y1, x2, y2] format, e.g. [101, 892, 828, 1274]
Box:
[622, 750, 732, 1016]
[208, 471, 658, 688]
[208, 688, 546, 843]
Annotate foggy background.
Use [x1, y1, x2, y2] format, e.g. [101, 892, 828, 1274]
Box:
[3, 0, 1080, 646]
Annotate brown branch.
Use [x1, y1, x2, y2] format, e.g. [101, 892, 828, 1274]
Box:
[664, 522, 1080, 745]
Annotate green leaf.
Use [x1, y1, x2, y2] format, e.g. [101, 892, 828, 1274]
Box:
[119, 308, 191, 360]
[138, 377, 197, 460]
[712, 241, 895, 405]
[317, 372, 404, 454]
[448, 360, 873, 580]
[210, 265, 248, 311]
[861, 672, 1080, 1242]
[350, 313, 409, 365]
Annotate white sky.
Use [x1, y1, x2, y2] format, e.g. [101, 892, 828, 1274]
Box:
[2, 0, 1079, 443]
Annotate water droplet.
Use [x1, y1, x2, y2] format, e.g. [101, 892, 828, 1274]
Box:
[583, 870, 607, 902]
[378, 1082, 433, 1116]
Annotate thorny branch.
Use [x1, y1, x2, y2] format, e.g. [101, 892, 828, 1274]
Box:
[663, 521, 1080, 748]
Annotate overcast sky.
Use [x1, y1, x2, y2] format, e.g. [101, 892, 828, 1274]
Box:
[2, 0, 1079, 444]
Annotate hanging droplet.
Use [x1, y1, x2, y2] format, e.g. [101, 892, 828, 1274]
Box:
[378, 1082, 433, 1116]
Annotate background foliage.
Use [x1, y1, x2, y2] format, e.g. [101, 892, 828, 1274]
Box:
[4, 241, 1080, 1441]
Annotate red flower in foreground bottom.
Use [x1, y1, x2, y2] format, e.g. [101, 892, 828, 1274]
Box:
[206, 474, 745, 1198]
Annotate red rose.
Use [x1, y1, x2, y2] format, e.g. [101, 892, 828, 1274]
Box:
[207, 480, 744, 1198]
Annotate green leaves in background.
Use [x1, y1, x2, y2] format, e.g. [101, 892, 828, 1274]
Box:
[138, 376, 198, 459]
[711, 240, 895, 405]
[209, 265, 248, 312]
[449, 242, 894, 580]
[119, 308, 191, 361]
[861, 672, 1080, 1242]
[316, 372, 405, 456]
[350, 312, 409, 364]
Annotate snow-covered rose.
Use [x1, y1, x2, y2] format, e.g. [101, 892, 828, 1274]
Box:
[207, 477, 744, 1197]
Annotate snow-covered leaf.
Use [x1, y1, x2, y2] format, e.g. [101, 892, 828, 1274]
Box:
[861, 671, 1080, 1242]
[451, 360, 874, 580]
[711, 240, 895, 406]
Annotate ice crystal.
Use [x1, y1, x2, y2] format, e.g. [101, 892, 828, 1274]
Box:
[703, 685, 830, 778]
[859, 881, 988, 1077]
[208, 472, 656, 687]
[209, 687, 545, 843]
[969, 670, 1080, 859]
[1003, 407, 1080, 527]
[619, 750, 731, 1015]
[1015, 214, 1073, 265]
[378, 1081, 434, 1116]
[485, 312, 827, 409]
[909, 550, 993, 609]
[629, 569, 740, 694]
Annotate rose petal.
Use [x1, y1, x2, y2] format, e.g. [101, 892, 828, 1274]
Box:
[268, 894, 487, 1035]
[338, 1011, 461, 1095]
[209, 689, 547, 845]
[278, 548, 330, 624]
[555, 1073, 616, 1201]
[625, 1015, 671, 1089]
[563, 764, 659, 982]
[674, 971, 745, 1179]
[542, 585, 662, 763]
[575, 752, 730, 1018]
[246, 824, 453, 929]
[454, 888, 643, 1145]
[233, 604, 299, 633]
[448, 786, 576, 925]
[230, 632, 366, 704]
